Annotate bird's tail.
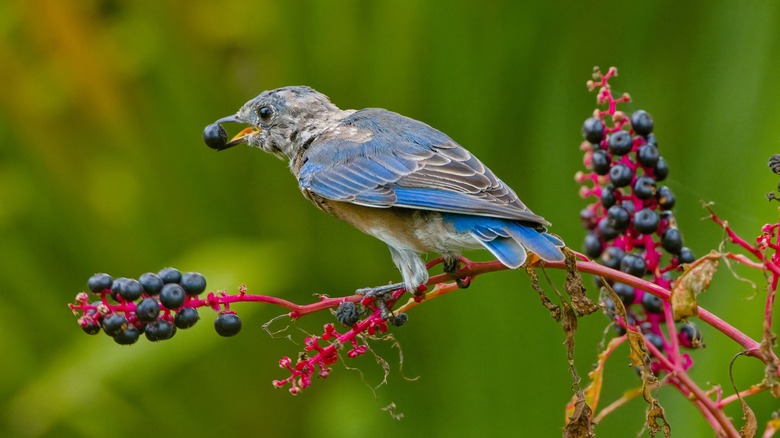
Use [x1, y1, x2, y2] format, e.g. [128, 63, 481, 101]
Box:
[445, 214, 565, 269]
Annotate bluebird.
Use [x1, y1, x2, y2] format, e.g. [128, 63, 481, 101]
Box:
[204, 86, 564, 296]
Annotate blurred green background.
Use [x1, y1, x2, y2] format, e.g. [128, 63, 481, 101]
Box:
[2, 0, 780, 436]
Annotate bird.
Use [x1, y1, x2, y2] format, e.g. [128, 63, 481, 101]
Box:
[204, 86, 565, 297]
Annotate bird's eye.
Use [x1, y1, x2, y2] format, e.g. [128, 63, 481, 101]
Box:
[258, 106, 273, 121]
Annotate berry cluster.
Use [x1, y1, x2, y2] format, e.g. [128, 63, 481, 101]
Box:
[72, 268, 241, 345]
[576, 68, 702, 371]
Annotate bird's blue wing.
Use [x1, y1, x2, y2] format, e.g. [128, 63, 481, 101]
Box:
[298, 108, 548, 225]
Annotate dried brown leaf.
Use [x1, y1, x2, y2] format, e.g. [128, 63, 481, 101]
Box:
[670, 250, 720, 321]
[564, 390, 595, 438]
[564, 248, 599, 316]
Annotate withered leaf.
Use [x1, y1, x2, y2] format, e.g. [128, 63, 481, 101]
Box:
[670, 251, 719, 321]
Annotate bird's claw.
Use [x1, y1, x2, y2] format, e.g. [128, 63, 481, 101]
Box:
[356, 282, 405, 320]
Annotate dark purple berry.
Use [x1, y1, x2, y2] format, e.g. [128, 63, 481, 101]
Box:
[661, 227, 684, 254]
[643, 332, 665, 351]
[336, 301, 359, 326]
[80, 317, 101, 335]
[114, 326, 140, 345]
[584, 233, 603, 258]
[601, 247, 625, 269]
[613, 282, 636, 305]
[642, 292, 664, 314]
[110, 277, 128, 301]
[215, 313, 242, 337]
[582, 117, 605, 144]
[204, 122, 228, 151]
[645, 133, 658, 147]
[608, 130, 633, 155]
[630, 110, 654, 136]
[678, 323, 702, 348]
[633, 176, 657, 200]
[181, 272, 207, 296]
[678, 247, 696, 264]
[634, 208, 660, 234]
[620, 253, 646, 277]
[145, 319, 175, 341]
[135, 298, 161, 322]
[601, 185, 617, 208]
[174, 307, 200, 329]
[119, 279, 143, 302]
[597, 218, 619, 241]
[607, 205, 630, 232]
[609, 163, 633, 187]
[656, 186, 676, 210]
[621, 199, 636, 214]
[580, 208, 598, 230]
[158, 267, 182, 284]
[88, 273, 113, 293]
[654, 157, 669, 181]
[102, 313, 127, 337]
[637, 144, 660, 168]
[392, 313, 409, 327]
[139, 272, 163, 295]
[160, 283, 186, 309]
[591, 150, 611, 175]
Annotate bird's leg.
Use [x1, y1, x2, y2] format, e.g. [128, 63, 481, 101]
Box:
[443, 255, 471, 289]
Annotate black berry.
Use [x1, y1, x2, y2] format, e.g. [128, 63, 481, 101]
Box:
[645, 133, 658, 147]
[607, 205, 630, 232]
[592, 150, 611, 175]
[580, 208, 598, 230]
[336, 301, 359, 326]
[678, 323, 702, 348]
[80, 317, 101, 335]
[174, 307, 200, 329]
[114, 326, 140, 345]
[613, 282, 636, 305]
[601, 247, 625, 270]
[620, 253, 646, 277]
[139, 272, 164, 295]
[102, 313, 127, 337]
[633, 176, 657, 200]
[88, 273, 113, 293]
[160, 283, 186, 309]
[110, 277, 128, 301]
[630, 110, 654, 136]
[656, 186, 676, 210]
[145, 319, 175, 341]
[661, 227, 684, 254]
[609, 163, 633, 187]
[135, 298, 161, 322]
[601, 185, 617, 209]
[158, 267, 182, 284]
[637, 144, 660, 168]
[597, 218, 619, 241]
[643, 332, 665, 351]
[204, 122, 228, 150]
[654, 157, 669, 181]
[582, 117, 605, 144]
[678, 247, 696, 264]
[642, 292, 663, 314]
[119, 279, 144, 302]
[583, 233, 603, 258]
[634, 208, 660, 234]
[608, 130, 633, 155]
[214, 313, 242, 337]
[181, 272, 207, 296]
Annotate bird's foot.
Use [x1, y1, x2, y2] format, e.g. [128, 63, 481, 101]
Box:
[443, 257, 471, 289]
[356, 282, 406, 320]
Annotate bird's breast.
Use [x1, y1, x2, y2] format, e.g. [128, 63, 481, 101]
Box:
[303, 192, 481, 254]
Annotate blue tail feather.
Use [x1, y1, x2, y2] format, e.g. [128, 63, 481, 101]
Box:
[444, 213, 565, 268]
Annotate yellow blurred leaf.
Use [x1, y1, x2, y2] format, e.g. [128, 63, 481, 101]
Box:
[670, 250, 720, 321]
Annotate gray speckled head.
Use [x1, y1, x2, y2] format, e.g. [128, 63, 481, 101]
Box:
[227, 86, 343, 160]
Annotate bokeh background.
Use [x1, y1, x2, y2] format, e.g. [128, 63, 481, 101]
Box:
[2, 1, 780, 436]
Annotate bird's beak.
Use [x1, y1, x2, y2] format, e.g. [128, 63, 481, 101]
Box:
[226, 126, 260, 147]
[206, 115, 260, 150]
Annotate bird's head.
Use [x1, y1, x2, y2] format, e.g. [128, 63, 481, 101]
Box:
[204, 86, 340, 160]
